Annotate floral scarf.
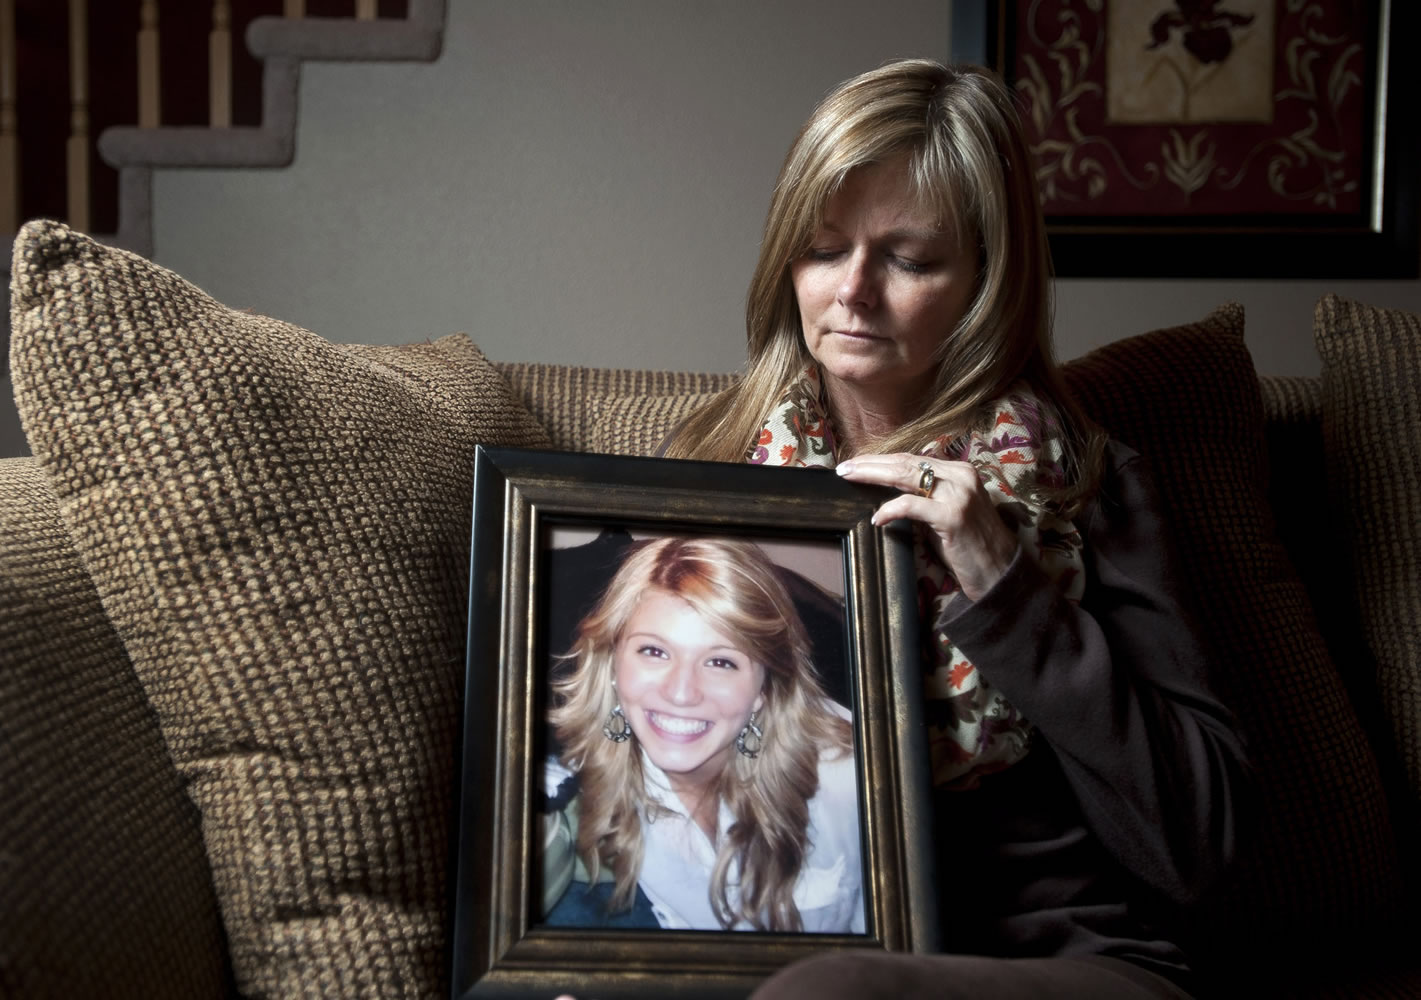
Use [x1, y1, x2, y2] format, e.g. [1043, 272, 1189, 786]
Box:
[749, 367, 1085, 788]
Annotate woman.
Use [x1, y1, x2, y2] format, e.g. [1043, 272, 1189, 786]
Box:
[543, 535, 863, 933]
[664, 61, 1249, 998]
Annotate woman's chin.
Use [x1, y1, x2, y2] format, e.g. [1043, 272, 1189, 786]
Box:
[640, 739, 734, 787]
[816, 356, 930, 397]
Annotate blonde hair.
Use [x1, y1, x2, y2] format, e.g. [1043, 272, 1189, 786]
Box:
[664, 59, 1103, 511]
[549, 536, 852, 931]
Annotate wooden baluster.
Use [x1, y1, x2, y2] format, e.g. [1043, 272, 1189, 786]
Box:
[355, 0, 377, 20]
[210, 0, 231, 127]
[1, 0, 17, 234]
[284, 0, 306, 16]
[137, 0, 159, 128]
[67, 0, 89, 231]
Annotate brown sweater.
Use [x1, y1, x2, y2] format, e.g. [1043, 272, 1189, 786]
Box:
[932, 440, 1251, 990]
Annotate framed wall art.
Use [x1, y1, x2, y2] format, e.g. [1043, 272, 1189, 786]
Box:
[449, 446, 938, 999]
[953, 0, 1419, 278]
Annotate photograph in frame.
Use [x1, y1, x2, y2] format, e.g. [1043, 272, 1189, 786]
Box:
[537, 525, 861, 934]
[449, 446, 939, 999]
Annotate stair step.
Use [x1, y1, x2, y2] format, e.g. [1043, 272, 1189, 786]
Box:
[3, 0, 445, 260]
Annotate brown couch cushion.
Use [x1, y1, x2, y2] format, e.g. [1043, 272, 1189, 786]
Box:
[0, 456, 230, 999]
[9, 220, 551, 996]
[496, 362, 731, 452]
[1062, 304, 1405, 962]
[1315, 294, 1421, 807]
[587, 391, 723, 456]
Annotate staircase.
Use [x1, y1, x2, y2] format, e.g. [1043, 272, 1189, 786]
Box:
[2, 0, 446, 268]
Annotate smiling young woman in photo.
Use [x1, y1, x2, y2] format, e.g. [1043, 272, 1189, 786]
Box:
[541, 535, 863, 934]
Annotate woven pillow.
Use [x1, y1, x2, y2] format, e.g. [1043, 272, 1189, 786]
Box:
[1062, 304, 1404, 959]
[1315, 294, 1421, 804]
[9, 220, 551, 996]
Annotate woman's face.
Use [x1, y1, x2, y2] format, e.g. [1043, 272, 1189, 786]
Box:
[790, 155, 976, 413]
[613, 588, 766, 795]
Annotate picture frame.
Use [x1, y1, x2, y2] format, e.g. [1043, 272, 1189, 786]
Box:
[449, 446, 939, 1000]
[952, 0, 1419, 278]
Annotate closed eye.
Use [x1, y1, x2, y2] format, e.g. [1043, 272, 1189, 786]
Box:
[889, 253, 932, 274]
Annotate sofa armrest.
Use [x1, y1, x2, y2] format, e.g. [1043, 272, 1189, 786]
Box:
[0, 457, 231, 998]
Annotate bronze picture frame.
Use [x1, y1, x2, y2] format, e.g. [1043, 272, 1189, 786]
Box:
[449, 446, 938, 999]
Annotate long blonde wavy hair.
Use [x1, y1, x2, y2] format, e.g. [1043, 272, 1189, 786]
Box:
[663, 59, 1103, 513]
[548, 536, 853, 931]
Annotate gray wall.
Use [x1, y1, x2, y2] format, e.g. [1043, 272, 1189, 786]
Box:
[5, 0, 1420, 459]
[152, 0, 954, 375]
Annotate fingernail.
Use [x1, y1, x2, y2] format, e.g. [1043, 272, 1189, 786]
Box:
[836, 462, 854, 476]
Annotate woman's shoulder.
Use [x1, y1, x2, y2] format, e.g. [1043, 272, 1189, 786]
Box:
[1101, 435, 1140, 469]
[816, 745, 857, 785]
[807, 736, 862, 857]
[1084, 437, 1158, 518]
[812, 704, 859, 805]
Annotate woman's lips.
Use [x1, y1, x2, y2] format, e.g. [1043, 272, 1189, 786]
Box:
[646, 710, 712, 741]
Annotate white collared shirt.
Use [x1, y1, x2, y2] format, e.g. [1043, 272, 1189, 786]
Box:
[634, 743, 865, 934]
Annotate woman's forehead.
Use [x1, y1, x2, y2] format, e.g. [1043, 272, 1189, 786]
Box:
[625, 588, 724, 633]
[816, 156, 961, 239]
[620, 586, 771, 651]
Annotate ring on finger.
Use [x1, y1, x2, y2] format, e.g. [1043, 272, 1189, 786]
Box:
[915, 461, 936, 498]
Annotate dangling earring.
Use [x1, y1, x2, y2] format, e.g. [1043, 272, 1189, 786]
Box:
[736, 711, 763, 759]
[603, 701, 631, 743]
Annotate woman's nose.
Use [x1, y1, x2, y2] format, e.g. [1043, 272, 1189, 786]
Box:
[661, 660, 702, 705]
[835, 251, 878, 310]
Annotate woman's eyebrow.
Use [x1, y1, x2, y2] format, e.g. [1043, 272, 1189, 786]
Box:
[883, 226, 946, 243]
[624, 631, 667, 643]
[624, 632, 746, 655]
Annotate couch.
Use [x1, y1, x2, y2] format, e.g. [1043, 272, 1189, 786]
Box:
[2, 219, 1418, 998]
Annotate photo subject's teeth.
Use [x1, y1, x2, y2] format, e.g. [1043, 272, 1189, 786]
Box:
[650, 712, 710, 735]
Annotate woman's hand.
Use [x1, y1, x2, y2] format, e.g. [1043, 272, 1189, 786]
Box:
[836, 453, 1018, 602]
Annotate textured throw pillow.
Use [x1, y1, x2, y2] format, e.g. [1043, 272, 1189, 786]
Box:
[1062, 304, 1405, 959]
[1315, 294, 1421, 805]
[9, 220, 551, 997]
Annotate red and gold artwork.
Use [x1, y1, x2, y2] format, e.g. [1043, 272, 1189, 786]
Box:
[1009, 0, 1371, 218]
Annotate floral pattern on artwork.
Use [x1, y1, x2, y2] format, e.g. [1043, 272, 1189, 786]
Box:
[1012, 0, 1368, 215]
